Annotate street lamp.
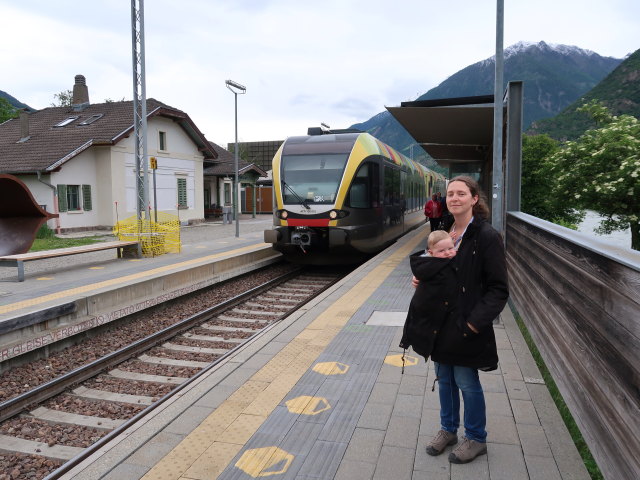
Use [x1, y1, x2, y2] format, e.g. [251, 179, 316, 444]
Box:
[225, 79, 246, 238]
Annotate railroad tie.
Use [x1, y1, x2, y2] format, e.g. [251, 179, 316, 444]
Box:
[161, 342, 228, 355]
[231, 307, 281, 316]
[137, 354, 210, 368]
[0, 433, 84, 461]
[108, 368, 188, 385]
[243, 301, 291, 310]
[72, 386, 155, 406]
[182, 333, 244, 343]
[215, 314, 269, 323]
[28, 406, 124, 431]
[200, 324, 257, 334]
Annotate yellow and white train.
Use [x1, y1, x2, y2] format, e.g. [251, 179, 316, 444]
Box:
[263, 130, 446, 264]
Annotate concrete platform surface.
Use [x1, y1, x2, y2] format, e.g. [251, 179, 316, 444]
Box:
[0, 215, 274, 312]
[56, 224, 590, 480]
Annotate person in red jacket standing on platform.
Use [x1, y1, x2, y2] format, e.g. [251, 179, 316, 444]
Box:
[425, 194, 442, 232]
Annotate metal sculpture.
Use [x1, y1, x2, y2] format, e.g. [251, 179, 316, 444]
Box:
[0, 174, 58, 256]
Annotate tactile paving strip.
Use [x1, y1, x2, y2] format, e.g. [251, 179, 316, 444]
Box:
[141, 234, 422, 480]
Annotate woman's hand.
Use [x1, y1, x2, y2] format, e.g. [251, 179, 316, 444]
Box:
[412, 275, 419, 289]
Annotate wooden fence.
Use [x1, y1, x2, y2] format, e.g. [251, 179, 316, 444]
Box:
[506, 212, 640, 480]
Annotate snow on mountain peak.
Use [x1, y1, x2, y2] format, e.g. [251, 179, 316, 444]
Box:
[480, 41, 600, 65]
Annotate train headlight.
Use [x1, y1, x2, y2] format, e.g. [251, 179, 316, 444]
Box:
[276, 210, 288, 219]
[329, 209, 349, 219]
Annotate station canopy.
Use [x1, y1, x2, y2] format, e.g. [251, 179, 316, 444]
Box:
[386, 95, 502, 168]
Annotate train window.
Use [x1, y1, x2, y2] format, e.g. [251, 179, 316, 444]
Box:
[347, 162, 378, 208]
[280, 153, 349, 205]
[383, 166, 400, 206]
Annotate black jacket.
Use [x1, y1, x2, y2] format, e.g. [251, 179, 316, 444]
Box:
[400, 252, 457, 360]
[431, 216, 509, 370]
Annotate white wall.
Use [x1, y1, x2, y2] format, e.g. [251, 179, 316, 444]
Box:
[50, 149, 100, 229]
[120, 117, 206, 222]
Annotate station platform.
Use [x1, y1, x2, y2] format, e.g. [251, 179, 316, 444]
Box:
[54, 223, 589, 480]
[0, 215, 278, 367]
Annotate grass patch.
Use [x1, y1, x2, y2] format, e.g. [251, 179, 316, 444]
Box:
[30, 236, 105, 252]
[510, 303, 603, 480]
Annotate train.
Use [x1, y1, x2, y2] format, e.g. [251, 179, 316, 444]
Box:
[263, 128, 446, 264]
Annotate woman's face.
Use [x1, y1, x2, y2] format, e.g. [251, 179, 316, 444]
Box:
[446, 181, 478, 217]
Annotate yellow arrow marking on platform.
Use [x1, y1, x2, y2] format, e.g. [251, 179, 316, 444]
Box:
[312, 361, 349, 375]
[235, 446, 294, 477]
[385, 353, 419, 367]
[285, 395, 331, 415]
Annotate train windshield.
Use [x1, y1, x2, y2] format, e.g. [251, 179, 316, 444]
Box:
[280, 153, 349, 205]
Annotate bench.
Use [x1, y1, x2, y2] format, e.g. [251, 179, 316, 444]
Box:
[204, 207, 222, 218]
[0, 241, 139, 282]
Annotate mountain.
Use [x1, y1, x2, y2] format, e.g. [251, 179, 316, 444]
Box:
[351, 41, 622, 156]
[0, 90, 33, 111]
[528, 48, 640, 140]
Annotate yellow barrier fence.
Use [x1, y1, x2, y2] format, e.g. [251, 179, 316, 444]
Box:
[113, 211, 181, 257]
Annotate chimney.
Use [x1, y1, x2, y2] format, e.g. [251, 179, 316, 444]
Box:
[18, 109, 30, 143]
[72, 74, 90, 111]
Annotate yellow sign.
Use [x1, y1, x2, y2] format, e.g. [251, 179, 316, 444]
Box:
[312, 362, 349, 375]
[285, 396, 331, 415]
[235, 446, 294, 477]
[385, 353, 419, 367]
[150, 156, 157, 169]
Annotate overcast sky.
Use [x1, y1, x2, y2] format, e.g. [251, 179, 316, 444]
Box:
[2, 0, 638, 148]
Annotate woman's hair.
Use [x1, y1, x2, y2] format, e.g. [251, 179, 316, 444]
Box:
[427, 230, 450, 249]
[447, 175, 490, 219]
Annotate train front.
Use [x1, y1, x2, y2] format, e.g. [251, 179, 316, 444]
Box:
[264, 133, 371, 264]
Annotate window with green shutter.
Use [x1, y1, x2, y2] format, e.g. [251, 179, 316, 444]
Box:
[177, 178, 187, 208]
[82, 185, 92, 211]
[57, 184, 68, 212]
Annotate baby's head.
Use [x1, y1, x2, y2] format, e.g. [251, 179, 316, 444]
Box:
[427, 230, 457, 258]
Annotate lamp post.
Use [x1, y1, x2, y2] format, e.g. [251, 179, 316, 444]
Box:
[225, 79, 246, 238]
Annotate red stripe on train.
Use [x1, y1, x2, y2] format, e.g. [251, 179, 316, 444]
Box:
[286, 219, 330, 227]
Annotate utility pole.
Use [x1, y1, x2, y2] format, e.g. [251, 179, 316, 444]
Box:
[492, 0, 505, 234]
[131, 0, 149, 255]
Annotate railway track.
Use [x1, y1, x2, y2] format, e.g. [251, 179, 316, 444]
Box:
[0, 267, 346, 480]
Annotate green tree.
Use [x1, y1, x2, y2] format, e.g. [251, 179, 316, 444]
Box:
[51, 89, 73, 107]
[548, 101, 640, 250]
[521, 134, 584, 227]
[0, 97, 18, 122]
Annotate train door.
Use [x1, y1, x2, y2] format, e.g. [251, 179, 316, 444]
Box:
[382, 162, 403, 243]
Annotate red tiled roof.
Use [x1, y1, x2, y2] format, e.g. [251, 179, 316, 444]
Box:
[0, 99, 215, 174]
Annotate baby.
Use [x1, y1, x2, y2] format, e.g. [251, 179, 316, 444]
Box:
[400, 230, 457, 359]
[422, 230, 457, 258]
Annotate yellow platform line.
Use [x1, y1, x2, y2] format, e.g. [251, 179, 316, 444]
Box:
[0, 243, 269, 315]
[141, 233, 423, 480]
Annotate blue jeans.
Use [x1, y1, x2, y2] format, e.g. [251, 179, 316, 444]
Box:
[434, 362, 487, 443]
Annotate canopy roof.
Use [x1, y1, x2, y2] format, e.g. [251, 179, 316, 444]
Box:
[386, 95, 502, 166]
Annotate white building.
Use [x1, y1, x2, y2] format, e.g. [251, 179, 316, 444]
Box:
[0, 75, 217, 232]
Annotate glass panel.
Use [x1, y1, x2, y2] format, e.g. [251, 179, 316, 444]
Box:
[67, 185, 80, 211]
[280, 153, 348, 205]
[347, 163, 369, 208]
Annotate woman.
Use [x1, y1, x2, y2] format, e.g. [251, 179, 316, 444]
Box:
[418, 176, 509, 464]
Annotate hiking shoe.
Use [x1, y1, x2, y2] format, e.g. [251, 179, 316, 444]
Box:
[426, 429, 458, 456]
[448, 437, 487, 464]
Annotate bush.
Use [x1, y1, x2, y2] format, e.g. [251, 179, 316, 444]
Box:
[36, 224, 55, 239]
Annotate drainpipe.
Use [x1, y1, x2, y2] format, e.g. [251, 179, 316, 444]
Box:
[37, 171, 61, 234]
